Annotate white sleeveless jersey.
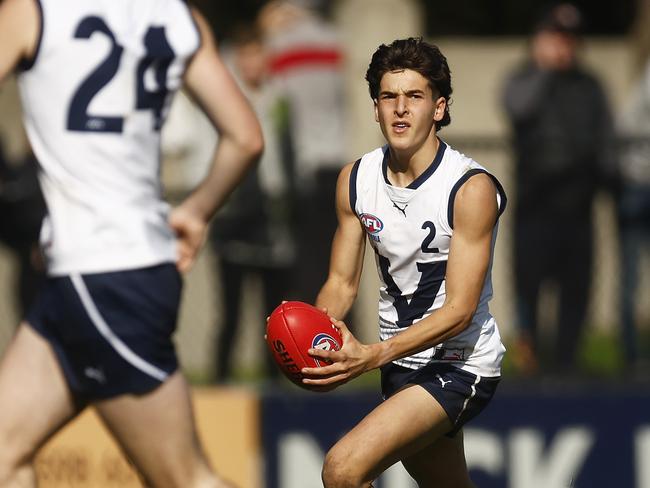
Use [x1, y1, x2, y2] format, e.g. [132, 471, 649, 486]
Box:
[350, 141, 507, 377]
[17, 0, 200, 275]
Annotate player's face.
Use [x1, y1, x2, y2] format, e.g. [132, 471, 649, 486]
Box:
[374, 69, 446, 154]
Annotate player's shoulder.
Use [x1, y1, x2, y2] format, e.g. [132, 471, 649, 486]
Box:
[2, 0, 38, 18]
[340, 145, 383, 177]
[0, 0, 41, 69]
[187, 4, 208, 35]
[440, 143, 483, 180]
[448, 171, 500, 231]
[337, 160, 358, 189]
[455, 171, 496, 201]
[336, 157, 369, 215]
[445, 149, 507, 228]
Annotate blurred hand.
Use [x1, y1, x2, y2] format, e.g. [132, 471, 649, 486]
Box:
[168, 206, 208, 273]
[301, 317, 378, 390]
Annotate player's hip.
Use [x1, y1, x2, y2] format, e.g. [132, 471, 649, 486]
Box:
[25, 263, 182, 401]
[380, 361, 500, 437]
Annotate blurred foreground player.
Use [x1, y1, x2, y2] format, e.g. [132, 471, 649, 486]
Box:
[0, 1, 262, 487]
[303, 38, 506, 487]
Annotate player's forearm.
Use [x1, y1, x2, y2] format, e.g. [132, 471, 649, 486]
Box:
[179, 136, 262, 221]
[373, 301, 474, 367]
[315, 277, 357, 321]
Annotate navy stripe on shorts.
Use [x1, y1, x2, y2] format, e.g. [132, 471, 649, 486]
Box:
[26, 264, 182, 402]
[381, 361, 499, 437]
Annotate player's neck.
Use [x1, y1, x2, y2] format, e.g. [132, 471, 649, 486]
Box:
[386, 136, 440, 188]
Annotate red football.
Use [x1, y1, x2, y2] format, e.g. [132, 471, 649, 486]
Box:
[266, 301, 343, 388]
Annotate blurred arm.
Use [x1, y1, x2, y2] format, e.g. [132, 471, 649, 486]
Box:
[0, 0, 39, 83]
[315, 162, 366, 319]
[169, 8, 264, 272]
[178, 8, 263, 221]
[502, 66, 550, 123]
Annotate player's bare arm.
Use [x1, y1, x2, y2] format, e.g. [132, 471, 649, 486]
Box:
[0, 0, 39, 82]
[304, 172, 499, 387]
[169, 7, 263, 273]
[315, 162, 366, 319]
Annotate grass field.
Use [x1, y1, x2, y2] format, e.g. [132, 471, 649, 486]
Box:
[186, 327, 650, 388]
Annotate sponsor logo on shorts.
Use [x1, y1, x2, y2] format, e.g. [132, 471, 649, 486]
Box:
[436, 374, 452, 388]
[84, 366, 106, 384]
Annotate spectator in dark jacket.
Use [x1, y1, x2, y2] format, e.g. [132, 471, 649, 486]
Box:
[502, 3, 618, 375]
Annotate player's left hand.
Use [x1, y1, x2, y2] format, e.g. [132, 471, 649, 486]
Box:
[168, 205, 208, 273]
[301, 317, 378, 389]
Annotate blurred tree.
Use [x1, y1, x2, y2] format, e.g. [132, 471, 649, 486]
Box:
[192, 0, 268, 39]
[193, 1, 637, 39]
[421, 0, 636, 36]
[193, 0, 335, 41]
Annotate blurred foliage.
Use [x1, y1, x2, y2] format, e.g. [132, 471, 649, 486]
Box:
[191, 0, 638, 40]
[192, 0, 267, 40]
[422, 0, 637, 36]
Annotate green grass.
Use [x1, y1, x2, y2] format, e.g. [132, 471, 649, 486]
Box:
[187, 328, 650, 387]
[578, 330, 625, 377]
[503, 327, 645, 378]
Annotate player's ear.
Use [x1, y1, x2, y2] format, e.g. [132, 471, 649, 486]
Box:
[433, 96, 446, 122]
[373, 99, 379, 122]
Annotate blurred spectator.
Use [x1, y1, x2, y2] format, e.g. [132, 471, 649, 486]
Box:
[0, 142, 45, 315]
[209, 25, 295, 383]
[258, 0, 347, 305]
[501, 3, 618, 375]
[616, 58, 650, 374]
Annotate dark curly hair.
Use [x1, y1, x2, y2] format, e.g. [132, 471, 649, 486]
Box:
[365, 38, 452, 130]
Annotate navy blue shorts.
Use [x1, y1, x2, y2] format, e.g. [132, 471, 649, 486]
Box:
[381, 362, 499, 437]
[26, 264, 182, 402]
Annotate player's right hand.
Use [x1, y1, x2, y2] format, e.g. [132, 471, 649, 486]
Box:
[168, 206, 208, 273]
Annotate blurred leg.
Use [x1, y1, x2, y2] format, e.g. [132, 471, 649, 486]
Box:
[260, 266, 290, 379]
[0, 324, 78, 487]
[618, 187, 650, 370]
[95, 372, 234, 488]
[215, 259, 244, 382]
[619, 223, 640, 367]
[556, 225, 592, 372]
[514, 218, 545, 373]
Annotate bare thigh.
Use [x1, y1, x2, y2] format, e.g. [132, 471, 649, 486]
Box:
[323, 384, 458, 485]
[402, 430, 474, 488]
[0, 323, 78, 466]
[94, 372, 230, 488]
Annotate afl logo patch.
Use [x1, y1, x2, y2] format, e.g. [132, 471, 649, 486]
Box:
[312, 333, 341, 366]
[360, 213, 383, 235]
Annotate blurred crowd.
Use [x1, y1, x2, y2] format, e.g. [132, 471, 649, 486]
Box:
[0, 0, 649, 383]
